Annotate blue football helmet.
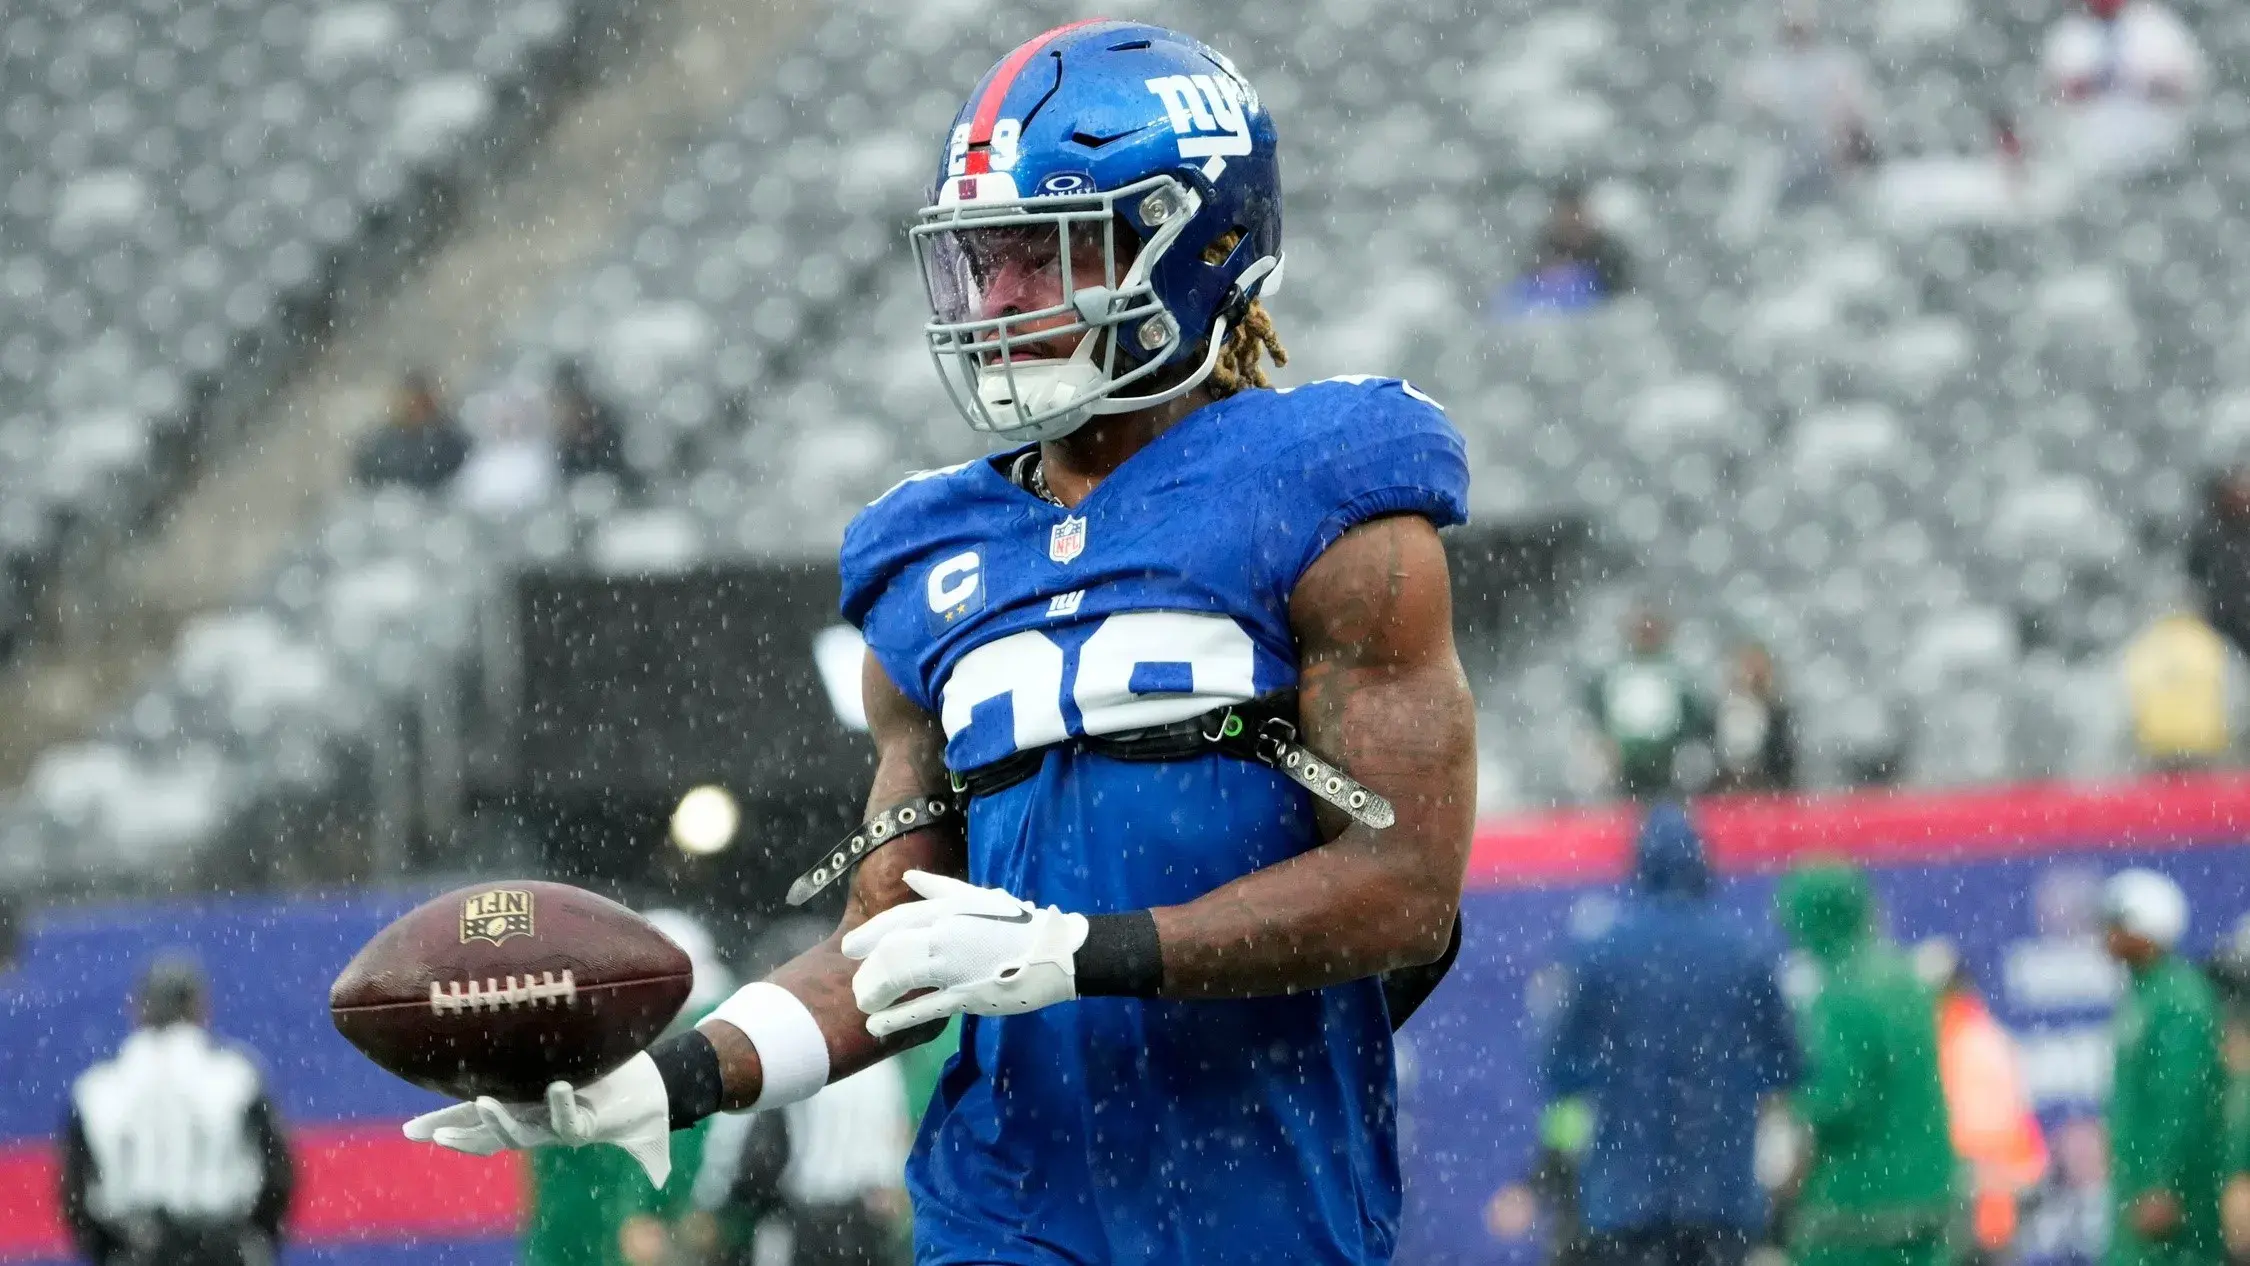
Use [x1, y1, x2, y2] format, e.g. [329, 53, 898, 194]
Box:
[911, 22, 1284, 443]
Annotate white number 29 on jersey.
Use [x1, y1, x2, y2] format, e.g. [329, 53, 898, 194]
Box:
[939, 612, 1257, 762]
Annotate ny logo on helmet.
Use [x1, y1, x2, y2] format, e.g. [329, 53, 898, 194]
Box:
[1144, 73, 1255, 176]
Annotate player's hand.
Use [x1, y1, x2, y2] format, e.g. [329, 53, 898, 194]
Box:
[842, 870, 1089, 1038]
[401, 1050, 672, 1185]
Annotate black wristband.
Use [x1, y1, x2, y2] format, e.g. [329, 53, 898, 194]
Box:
[1075, 910, 1165, 997]
[648, 1029, 724, 1131]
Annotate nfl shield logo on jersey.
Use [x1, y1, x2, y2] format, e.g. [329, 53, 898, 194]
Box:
[1049, 515, 1087, 564]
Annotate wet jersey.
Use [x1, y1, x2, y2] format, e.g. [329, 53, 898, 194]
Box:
[838, 377, 1470, 1265]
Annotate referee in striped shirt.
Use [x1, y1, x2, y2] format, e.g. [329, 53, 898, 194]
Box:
[58, 957, 293, 1266]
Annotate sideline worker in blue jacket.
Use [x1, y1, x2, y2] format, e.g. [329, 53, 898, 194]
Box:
[1544, 802, 1801, 1266]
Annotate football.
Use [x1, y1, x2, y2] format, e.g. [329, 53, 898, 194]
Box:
[330, 880, 694, 1101]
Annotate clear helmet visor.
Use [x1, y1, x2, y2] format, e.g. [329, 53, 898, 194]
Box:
[910, 175, 1201, 442]
[916, 210, 1121, 346]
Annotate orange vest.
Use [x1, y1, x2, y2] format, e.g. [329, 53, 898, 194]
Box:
[1937, 990, 2050, 1249]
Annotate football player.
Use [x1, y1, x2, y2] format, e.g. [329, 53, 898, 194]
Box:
[406, 22, 1476, 1263]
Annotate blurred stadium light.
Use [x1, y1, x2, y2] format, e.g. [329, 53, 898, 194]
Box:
[669, 783, 740, 856]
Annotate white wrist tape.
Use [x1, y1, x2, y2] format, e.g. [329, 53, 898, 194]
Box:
[705, 981, 830, 1111]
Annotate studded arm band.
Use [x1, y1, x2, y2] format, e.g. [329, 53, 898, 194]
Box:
[785, 794, 959, 907]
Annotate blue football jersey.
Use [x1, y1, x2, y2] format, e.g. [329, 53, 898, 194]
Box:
[838, 377, 1470, 1265]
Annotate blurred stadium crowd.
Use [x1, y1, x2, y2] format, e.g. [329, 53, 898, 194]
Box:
[3, 0, 2250, 892]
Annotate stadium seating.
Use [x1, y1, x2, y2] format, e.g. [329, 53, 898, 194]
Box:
[8, 0, 2250, 883]
[0, 0, 615, 659]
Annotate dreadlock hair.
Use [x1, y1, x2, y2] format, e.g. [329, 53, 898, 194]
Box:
[1207, 298, 1288, 396]
[1194, 226, 1287, 397]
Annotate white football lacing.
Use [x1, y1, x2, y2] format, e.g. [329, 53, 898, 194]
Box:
[428, 969, 578, 1015]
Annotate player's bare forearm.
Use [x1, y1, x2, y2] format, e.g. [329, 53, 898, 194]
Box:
[702, 652, 965, 1110]
[1151, 513, 1476, 998]
[703, 835, 958, 1108]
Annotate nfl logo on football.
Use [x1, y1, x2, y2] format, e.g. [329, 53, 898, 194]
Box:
[1049, 515, 1087, 565]
[459, 889, 535, 945]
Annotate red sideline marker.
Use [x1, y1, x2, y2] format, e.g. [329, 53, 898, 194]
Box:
[1467, 772, 2250, 890]
[0, 1123, 524, 1261]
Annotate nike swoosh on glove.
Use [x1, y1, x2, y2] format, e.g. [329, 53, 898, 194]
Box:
[401, 1049, 673, 1185]
[841, 870, 1089, 1039]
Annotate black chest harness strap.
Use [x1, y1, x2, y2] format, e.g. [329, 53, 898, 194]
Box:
[784, 694, 1395, 907]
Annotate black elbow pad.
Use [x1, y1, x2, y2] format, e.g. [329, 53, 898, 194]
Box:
[1380, 910, 1463, 1030]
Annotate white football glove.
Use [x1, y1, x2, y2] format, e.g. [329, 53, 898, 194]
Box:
[401, 1049, 673, 1186]
[842, 870, 1089, 1039]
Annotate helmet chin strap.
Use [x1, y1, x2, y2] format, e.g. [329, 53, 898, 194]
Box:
[1088, 314, 1230, 416]
[975, 312, 1231, 439]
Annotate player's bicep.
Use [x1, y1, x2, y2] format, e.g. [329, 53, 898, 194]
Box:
[1291, 512, 1462, 678]
[1143, 514, 1472, 986]
[860, 649, 947, 808]
[1287, 513, 1477, 853]
[845, 649, 966, 929]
